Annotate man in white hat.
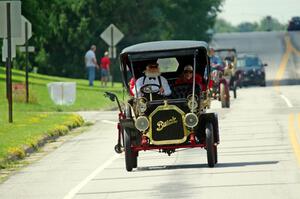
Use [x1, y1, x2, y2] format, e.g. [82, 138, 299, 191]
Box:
[133, 62, 171, 98]
[100, 51, 111, 87]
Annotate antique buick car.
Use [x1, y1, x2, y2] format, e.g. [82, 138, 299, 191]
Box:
[214, 48, 240, 99]
[105, 40, 220, 171]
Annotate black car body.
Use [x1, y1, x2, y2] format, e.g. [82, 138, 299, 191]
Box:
[287, 17, 300, 31]
[237, 54, 266, 86]
[105, 40, 220, 171]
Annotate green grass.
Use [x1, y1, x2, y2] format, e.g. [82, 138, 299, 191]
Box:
[0, 67, 126, 112]
[0, 113, 82, 161]
[0, 66, 125, 166]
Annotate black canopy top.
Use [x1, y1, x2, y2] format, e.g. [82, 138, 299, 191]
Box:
[214, 48, 237, 53]
[119, 40, 210, 94]
[121, 40, 208, 54]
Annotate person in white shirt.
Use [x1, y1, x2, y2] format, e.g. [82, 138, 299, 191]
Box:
[85, 45, 99, 86]
[133, 63, 171, 98]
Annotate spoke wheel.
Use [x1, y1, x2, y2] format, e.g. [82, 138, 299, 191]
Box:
[233, 81, 237, 99]
[220, 83, 227, 108]
[205, 123, 215, 168]
[214, 146, 218, 164]
[124, 130, 134, 171]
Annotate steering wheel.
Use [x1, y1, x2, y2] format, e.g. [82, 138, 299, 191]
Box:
[140, 84, 161, 95]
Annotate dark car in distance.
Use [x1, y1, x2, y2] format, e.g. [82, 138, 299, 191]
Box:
[237, 54, 267, 87]
[287, 17, 300, 31]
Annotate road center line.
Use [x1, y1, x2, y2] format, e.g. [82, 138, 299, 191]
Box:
[280, 94, 293, 108]
[63, 153, 120, 199]
[298, 114, 300, 132]
[273, 35, 292, 90]
[288, 114, 300, 167]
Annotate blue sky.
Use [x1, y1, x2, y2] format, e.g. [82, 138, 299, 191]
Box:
[218, 0, 300, 25]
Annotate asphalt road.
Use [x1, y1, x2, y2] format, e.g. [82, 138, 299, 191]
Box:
[1, 86, 300, 199]
[0, 31, 300, 199]
[212, 31, 300, 84]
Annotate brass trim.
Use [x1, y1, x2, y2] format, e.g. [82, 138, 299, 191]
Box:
[147, 104, 189, 145]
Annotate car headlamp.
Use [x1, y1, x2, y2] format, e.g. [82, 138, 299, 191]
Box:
[184, 113, 198, 128]
[135, 116, 149, 132]
[187, 95, 198, 111]
[137, 97, 148, 113]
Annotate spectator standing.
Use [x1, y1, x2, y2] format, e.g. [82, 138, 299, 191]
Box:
[85, 45, 98, 86]
[100, 51, 111, 87]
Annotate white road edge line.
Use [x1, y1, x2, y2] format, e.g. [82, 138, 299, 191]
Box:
[101, 120, 118, 125]
[280, 94, 293, 108]
[63, 153, 120, 199]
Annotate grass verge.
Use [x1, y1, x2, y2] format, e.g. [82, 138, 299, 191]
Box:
[0, 66, 125, 170]
[0, 113, 84, 168]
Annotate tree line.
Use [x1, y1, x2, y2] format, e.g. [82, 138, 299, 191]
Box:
[0, 0, 223, 81]
[214, 16, 287, 33]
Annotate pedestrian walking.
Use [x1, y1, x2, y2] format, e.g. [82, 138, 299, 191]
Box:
[84, 45, 99, 86]
[100, 51, 111, 87]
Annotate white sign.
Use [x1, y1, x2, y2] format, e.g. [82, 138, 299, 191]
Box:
[0, 1, 22, 38]
[2, 38, 16, 62]
[14, 16, 32, 45]
[100, 24, 124, 46]
[18, 46, 35, 52]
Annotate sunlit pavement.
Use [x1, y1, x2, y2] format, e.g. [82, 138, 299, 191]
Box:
[1, 31, 300, 198]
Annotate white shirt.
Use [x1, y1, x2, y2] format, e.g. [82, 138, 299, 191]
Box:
[85, 50, 96, 67]
[133, 76, 172, 97]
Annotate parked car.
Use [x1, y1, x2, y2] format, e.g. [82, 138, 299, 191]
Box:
[237, 54, 267, 87]
[105, 40, 220, 171]
[287, 17, 300, 31]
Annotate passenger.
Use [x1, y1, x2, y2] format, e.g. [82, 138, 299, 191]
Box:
[133, 63, 171, 97]
[209, 48, 222, 72]
[129, 77, 135, 96]
[175, 65, 204, 90]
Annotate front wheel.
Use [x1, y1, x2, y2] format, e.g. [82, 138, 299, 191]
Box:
[233, 81, 237, 99]
[205, 123, 215, 168]
[124, 130, 137, 171]
[260, 80, 266, 87]
[214, 146, 218, 164]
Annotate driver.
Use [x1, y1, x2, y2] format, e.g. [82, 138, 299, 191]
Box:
[209, 48, 222, 72]
[133, 62, 171, 97]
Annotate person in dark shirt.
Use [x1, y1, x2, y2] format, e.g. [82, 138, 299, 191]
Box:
[175, 65, 204, 90]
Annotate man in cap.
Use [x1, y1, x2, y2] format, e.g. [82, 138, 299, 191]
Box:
[100, 51, 111, 87]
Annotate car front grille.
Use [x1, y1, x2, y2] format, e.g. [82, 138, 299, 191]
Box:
[150, 109, 185, 144]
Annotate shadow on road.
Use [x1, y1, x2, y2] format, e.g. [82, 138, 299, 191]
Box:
[137, 160, 278, 171]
